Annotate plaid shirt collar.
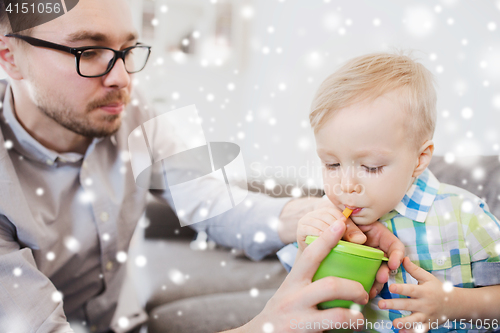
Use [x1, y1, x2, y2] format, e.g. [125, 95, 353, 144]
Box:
[386, 168, 440, 223]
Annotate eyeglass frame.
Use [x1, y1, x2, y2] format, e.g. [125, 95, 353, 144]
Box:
[4, 33, 152, 78]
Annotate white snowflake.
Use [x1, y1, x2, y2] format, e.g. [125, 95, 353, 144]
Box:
[52, 291, 63, 303]
[118, 317, 130, 329]
[13, 267, 22, 277]
[249, 288, 259, 297]
[116, 251, 128, 263]
[64, 236, 81, 252]
[442, 281, 454, 293]
[253, 231, 266, 243]
[135, 255, 147, 267]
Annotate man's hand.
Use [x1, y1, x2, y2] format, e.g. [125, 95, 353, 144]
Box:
[358, 222, 405, 299]
[228, 220, 368, 333]
[378, 257, 456, 332]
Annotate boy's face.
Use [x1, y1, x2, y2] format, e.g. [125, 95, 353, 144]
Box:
[315, 90, 420, 225]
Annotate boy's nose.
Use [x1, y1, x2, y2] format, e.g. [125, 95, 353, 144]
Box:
[340, 172, 361, 194]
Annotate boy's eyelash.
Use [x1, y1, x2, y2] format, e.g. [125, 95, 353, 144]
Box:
[325, 163, 340, 169]
[324, 163, 384, 174]
[364, 166, 384, 174]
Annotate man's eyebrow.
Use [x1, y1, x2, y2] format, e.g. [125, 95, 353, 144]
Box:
[66, 31, 139, 43]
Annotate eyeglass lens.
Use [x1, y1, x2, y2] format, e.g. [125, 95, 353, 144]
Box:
[79, 46, 150, 76]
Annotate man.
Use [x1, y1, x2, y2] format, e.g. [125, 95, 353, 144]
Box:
[0, 0, 402, 332]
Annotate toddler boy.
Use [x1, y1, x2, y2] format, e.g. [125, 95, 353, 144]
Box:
[279, 52, 500, 332]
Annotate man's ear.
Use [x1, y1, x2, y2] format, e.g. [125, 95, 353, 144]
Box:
[412, 140, 434, 178]
[0, 36, 23, 80]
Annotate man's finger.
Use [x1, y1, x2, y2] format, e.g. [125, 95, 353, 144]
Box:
[291, 220, 346, 283]
[388, 249, 405, 271]
[402, 257, 433, 283]
[370, 263, 389, 299]
[369, 280, 384, 299]
[300, 276, 368, 308]
[312, 307, 365, 331]
[343, 218, 367, 244]
[375, 262, 389, 285]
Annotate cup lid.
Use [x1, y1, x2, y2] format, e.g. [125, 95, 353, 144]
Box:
[305, 236, 389, 261]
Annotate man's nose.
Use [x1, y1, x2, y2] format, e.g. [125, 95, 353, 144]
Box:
[102, 58, 131, 89]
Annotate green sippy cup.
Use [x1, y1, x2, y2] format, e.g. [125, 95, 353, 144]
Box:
[305, 235, 388, 309]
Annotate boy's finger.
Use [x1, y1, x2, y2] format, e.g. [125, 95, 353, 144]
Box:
[299, 225, 326, 238]
[402, 257, 433, 283]
[291, 220, 346, 283]
[378, 298, 417, 312]
[389, 283, 419, 298]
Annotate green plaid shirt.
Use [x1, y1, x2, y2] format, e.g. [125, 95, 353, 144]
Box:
[365, 168, 500, 333]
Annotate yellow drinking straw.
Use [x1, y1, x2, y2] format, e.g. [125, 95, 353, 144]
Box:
[342, 207, 353, 218]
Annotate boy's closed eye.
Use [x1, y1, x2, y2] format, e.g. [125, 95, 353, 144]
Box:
[324, 163, 385, 174]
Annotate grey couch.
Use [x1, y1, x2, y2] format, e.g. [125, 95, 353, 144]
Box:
[132, 155, 500, 333]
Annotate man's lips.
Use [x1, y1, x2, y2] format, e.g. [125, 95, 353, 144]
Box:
[99, 103, 125, 114]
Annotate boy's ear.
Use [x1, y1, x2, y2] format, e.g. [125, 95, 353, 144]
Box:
[0, 36, 24, 80]
[412, 140, 434, 178]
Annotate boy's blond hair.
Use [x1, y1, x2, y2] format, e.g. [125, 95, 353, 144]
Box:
[310, 52, 437, 149]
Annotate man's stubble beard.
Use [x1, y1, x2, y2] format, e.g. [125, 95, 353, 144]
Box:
[32, 83, 131, 138]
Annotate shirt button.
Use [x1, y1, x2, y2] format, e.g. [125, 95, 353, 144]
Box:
[435, 258, 445, 266]
[390, 269, 398, 276]
[100, 212, 109, 222]
[106, 261, 113, 271]
[82, 161, 88, 169]
[46, 159, 54, 166]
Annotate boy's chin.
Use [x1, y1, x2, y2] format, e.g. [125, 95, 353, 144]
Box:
[350, 216, 376, 225]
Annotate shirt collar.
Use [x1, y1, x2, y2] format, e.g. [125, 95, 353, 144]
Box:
[1, 84, 102, 166]
[390, 168, 440, 223]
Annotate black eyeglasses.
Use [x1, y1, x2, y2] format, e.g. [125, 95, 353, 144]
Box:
[5, 33, 152, 78]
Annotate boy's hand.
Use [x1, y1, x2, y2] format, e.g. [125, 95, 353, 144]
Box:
[358, 222, 406, 298]
[296, 207, 347, 252]
[378, 257, 459, 332]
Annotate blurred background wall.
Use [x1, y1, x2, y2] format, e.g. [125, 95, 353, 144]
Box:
[4, 0, 500, 188]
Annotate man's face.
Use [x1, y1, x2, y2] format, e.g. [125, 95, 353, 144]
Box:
[315, 90, 420, 225]
[18, 0, 136, 137]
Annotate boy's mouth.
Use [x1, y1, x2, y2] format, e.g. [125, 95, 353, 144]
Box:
[344, 205, 363, 215]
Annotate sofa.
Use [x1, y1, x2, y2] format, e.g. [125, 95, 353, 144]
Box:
[128, 155, 500, 333]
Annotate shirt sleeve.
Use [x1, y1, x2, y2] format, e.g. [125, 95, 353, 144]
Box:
[0, 216, 73, 333]
[152, 184, 290, 261]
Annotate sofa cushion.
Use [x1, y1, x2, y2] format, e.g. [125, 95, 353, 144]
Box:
[129, 239, 287, 312]
[147, 289, 275, 333]
[428, 155, 500, 218]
